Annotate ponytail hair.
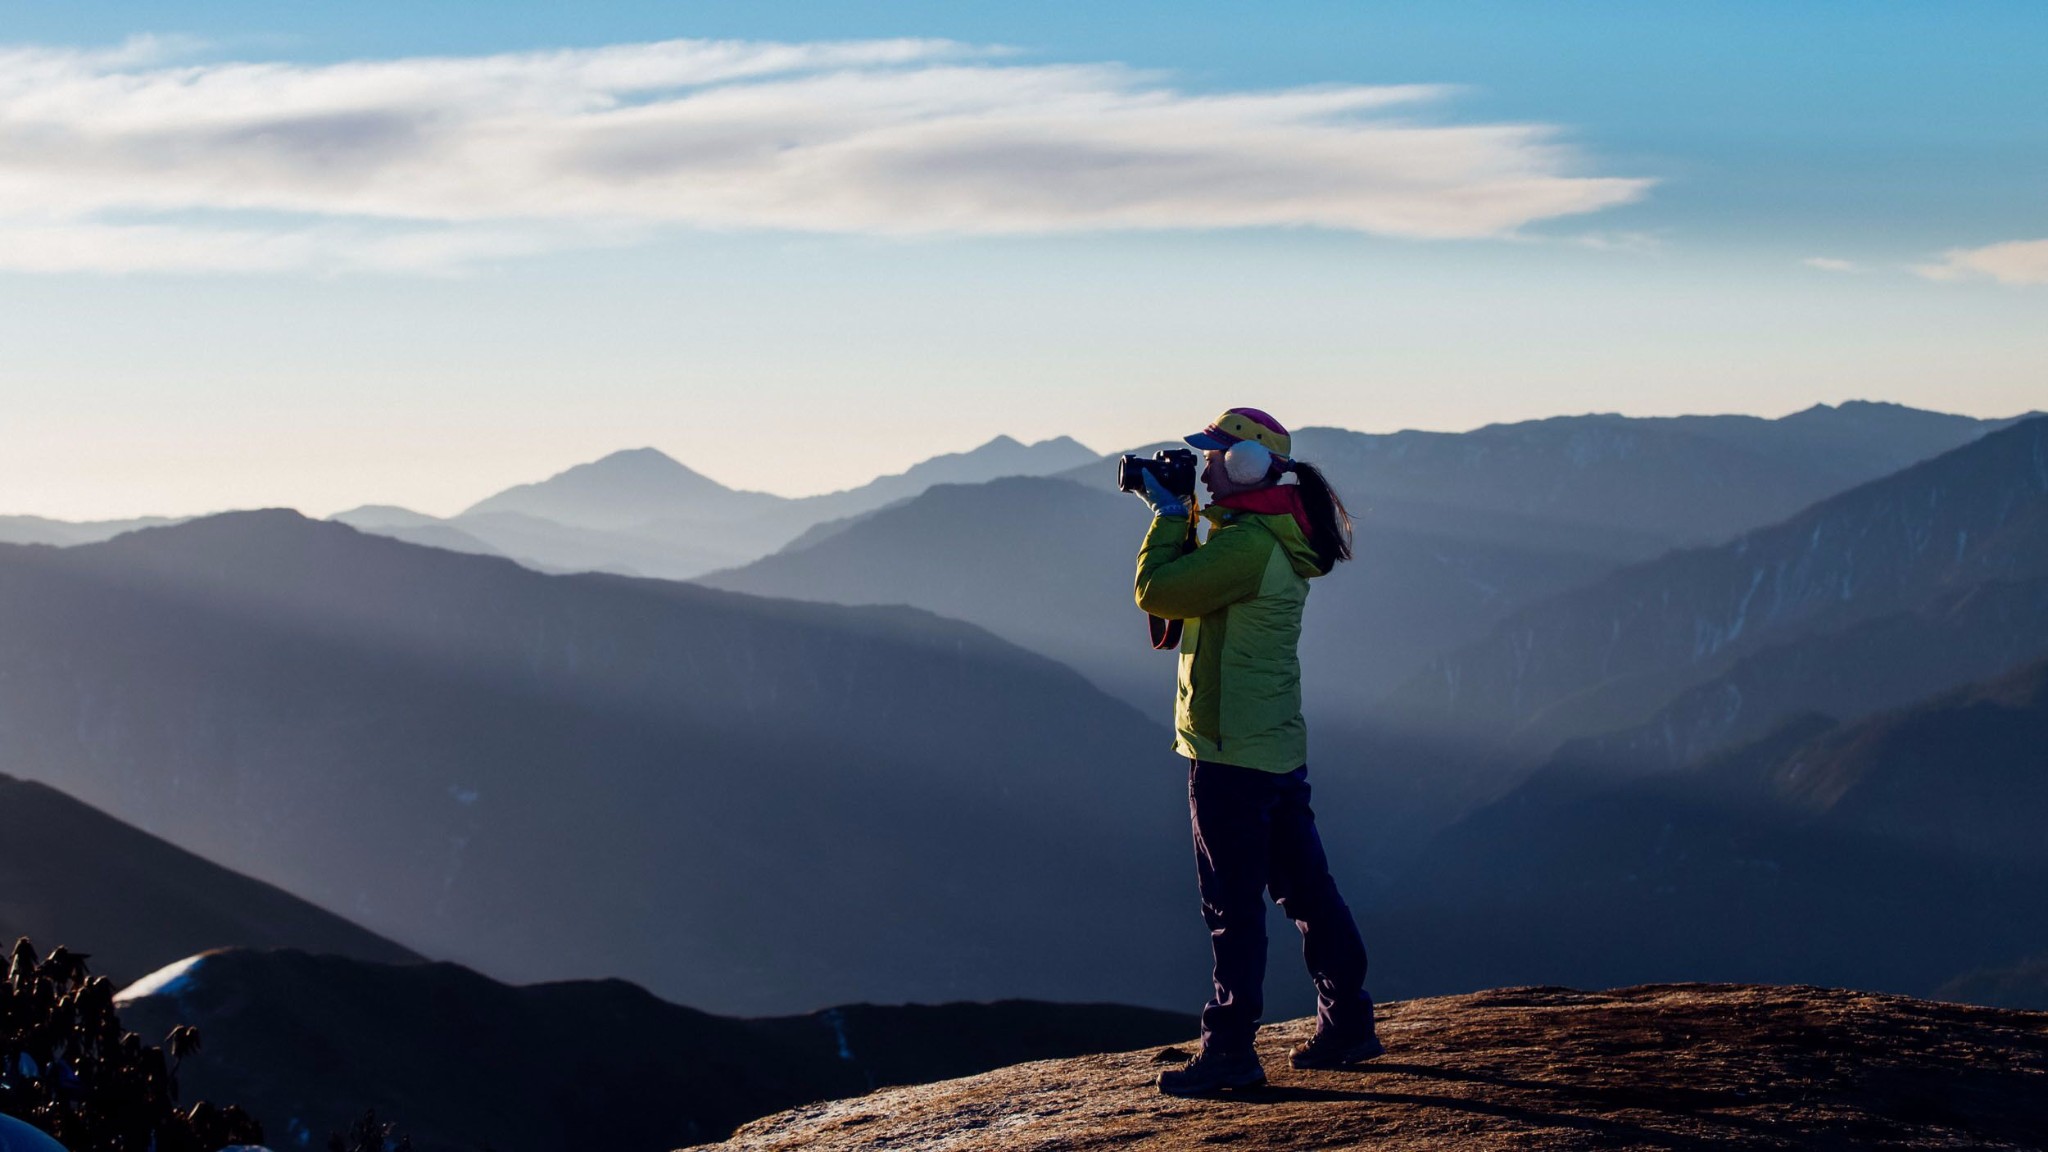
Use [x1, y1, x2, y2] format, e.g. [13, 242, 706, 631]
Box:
[1284, 459, 1352, 573]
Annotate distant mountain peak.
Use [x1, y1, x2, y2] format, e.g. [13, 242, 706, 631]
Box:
[596, 445, 683, 463]
[952, 433, 1097, 458]
[331, 504, 441, 530]
[1780, 399, 1969, 425]
[174, 507, 311, 531]
[1032, 435, 1093, 453]
[460, 446, 752, 530]
[337, 503, 421, 517]
[788, 434, 1101, 518]
[564, 446, 708, 481]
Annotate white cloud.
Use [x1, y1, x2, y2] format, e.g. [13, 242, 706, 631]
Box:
[1914, 239, 2048, 286]
[0, 36, 1651, 273]
[1802, 256, 1858, 273]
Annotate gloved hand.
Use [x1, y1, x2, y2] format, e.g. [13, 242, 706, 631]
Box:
[1135, 468, 1190, 518]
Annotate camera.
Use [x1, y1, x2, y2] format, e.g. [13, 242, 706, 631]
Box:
[1116, 447, 1198, 499]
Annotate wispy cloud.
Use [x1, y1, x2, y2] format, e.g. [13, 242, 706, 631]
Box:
[0, 217, 605, 275]
[1801, 256, 1859, 273]
[1913, 239, 2048, 286]
[0, 36, 1650, 274]
[1574, 230, 1665, 255]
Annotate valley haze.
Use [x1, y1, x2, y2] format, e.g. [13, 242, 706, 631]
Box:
[7, 401, 2043, 1012]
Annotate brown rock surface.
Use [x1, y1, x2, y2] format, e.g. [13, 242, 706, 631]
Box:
[690, 984, 2048, 1151]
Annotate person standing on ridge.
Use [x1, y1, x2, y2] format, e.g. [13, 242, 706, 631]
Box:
[1129, 407, 1383, 1096]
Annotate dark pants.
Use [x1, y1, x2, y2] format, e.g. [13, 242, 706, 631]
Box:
[1189, 758, 1373, 1054]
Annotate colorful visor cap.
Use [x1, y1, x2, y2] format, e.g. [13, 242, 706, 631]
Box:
[1185, 407, 1291, 458]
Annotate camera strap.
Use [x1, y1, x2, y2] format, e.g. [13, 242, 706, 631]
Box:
[1148, 614, 1182, 650]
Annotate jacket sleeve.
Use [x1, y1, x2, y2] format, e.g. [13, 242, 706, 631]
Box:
[1134, 514, 1272, 620]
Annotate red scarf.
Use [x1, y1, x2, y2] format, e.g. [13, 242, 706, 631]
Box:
[1214, 485, 1313, 538]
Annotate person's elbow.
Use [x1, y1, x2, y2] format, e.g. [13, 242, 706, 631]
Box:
[1134, 581, 1191, 619]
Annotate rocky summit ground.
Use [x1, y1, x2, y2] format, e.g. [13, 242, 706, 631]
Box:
[689, 984, 2048, 1151]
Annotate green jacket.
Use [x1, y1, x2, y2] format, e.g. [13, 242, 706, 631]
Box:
[1134, 504, 1326, 772]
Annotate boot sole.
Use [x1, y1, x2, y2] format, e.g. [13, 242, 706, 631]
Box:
[1290, 1037, 1385, 1070]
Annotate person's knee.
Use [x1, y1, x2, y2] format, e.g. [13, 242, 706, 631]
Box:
[1275, 874, 1347, 925]
[1200, 889, 1269, 931]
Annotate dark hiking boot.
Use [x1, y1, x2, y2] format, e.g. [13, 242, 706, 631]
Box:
[1289, 1028, 1385, 1069]
[1156, 1047, 1266, 1096]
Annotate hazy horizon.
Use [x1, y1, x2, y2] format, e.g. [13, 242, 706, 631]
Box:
[10, 399, 2039, 523]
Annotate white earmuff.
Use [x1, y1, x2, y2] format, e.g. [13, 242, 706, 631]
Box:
[1224, 441, 1273, 485]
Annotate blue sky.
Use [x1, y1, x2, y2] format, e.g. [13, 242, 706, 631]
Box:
[3, 1, 2043, 518]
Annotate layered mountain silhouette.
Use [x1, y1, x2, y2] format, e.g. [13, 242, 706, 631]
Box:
[0, 513, 1200, 1014]
[0, 772, 418, 982]
[463, 437, 1101, 532]
[114, 948, 1191, 1152]
[448, 508, 741, 576]
[1393, 415, 2048, 760]
[0, 514, 180, 546]
[695, 476, 1612, 872]
[792, 434, 1101, 522]
[1381, 656, 2048, 999]
[708, 406, 2019, 722]
[1561, 575, 2048, 774]
[338, 452, 776, 578]
[337, 432, 1105, 578]
[697, 406, 2040, 871]
[701, 478, 1161, 705]
[1059, 403, 2019, 552]
[1294, 402, 2027, 550]
[1752, 655, 2048, 866]
[333, 436, 1099, 580]
[703, 984, 2048, 1152]
[463, 446, 782, 531]
[360, 404, 2003, 596]
[329, 505, 504, 558]
[9, 403, 2040, 1020]
[699, 476, 1621, 718]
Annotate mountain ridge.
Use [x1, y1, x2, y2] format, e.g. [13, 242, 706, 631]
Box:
[0, 772, 420, 983]
[0, 509, 1200, 1014]
[355, 435, 1106, 578]
[0, 513, 184, 547]
[1557, 574, 2048, 773]
[114, 947, 1194, 1152]
[1391, 414, 2048, 753]
[1382, 654, 2048, 998]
